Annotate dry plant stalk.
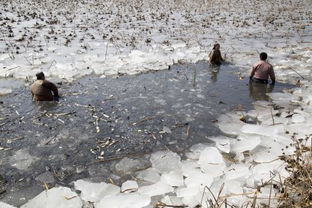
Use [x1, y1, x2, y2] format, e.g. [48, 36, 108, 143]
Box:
[278, 135, 312, 208]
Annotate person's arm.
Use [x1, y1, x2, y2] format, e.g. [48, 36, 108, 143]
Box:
[219, 51, 224, 61]
[208, 51, 213, 62]
[250, 65, 256, 79]
[43, 80, 59, 97]
[269, 66, 275, 85]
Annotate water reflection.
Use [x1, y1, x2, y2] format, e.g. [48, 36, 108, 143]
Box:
[209, 65, 220, 82]
[248, 80, 275, 101]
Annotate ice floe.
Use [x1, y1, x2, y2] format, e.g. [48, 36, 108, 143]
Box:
[21, 187, 82, 208]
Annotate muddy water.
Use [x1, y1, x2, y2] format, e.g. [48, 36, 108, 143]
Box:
[0, 61, 292, 206]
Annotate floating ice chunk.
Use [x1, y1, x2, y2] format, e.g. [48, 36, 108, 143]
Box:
[253, 148, 279, 163]
[240, 124, 284, 137]
[205, 178, 226, 201]
[184, 169, 213, 188]
[150, 151, 182, 173]
[225, 164, 251, 181]
[181, 160, 201, 178]
[160, 171, 184, 187]
[209, 136, 231, 153]
[0, 88, 12, 96]
[21, 187, 82, 208]
[0, 54, 10, 61]
[291, 114, 305, 123]
[216, 113, 245, 136]
[138, 181, 174, 197]
[187, 143, 210, 160]
[269, 92, 297, 102]
[74, 179, 119, 202]
[136, 168, 160, 183]
[95, 193, 150, 208]
[231, 134, 261, 153]
[115, 157, 144, 175]
[225, 180, 243, 194]
[0, 202, 16, 208]
[176, 186, 201, 208]
[161, 195, 184, 207]
[9, 149, 39, 170]
[198, 147, 226, 177]
[251, 160, 285, 185]
[121, 180, 138, 193]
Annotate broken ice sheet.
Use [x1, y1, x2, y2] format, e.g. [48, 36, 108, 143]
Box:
[138, 181, 174, 197]
[0, 88, 12, 96]
[224, 180, 243, 195]
[240, 123, 285, 137]
[74, 179, 119, 203]
[231, 134, 261, 153]
[186, 143, 210, 160]
[150, 151, 182, 173]
[136, 168, 161, 183]
[198, 147, 226, 177]
[291, 113, 305, 123]
[252, 148, 280, 163]
[160, 195, 184, 207]
[251, 160, 286, 185]
[121, 180, 138, 193]
[181, 160, 201, 177]
[216, 112, 245, 136]
[225, 164, 251, 181]
[115, 157, 147, 175]
[208, 136, 231, 153]
[160, 171, 184, 187]
[176, 186, 201, 208]
[95, 192, 150, 208]
[184, 169, 214, 188]
[0, 202, 16, 208]
[21, 187, 82, 208]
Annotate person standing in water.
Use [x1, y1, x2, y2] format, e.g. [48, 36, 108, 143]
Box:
[208, 43, 224, 65]
[31, 72, 59, 101]
[250, 52, 275, 85]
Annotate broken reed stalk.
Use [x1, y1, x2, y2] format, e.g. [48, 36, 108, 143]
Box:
[192, 66, 197, 88]
[289, 67, 305, 80]
[270, 107, 275, 125]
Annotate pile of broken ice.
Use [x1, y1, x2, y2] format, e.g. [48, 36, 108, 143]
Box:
[2, 82, 309, 208]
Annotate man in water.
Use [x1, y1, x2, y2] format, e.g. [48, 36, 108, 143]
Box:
[250, 52, 275, 85]
[31, 72, 59, 101]
[208, 43, 224, 65]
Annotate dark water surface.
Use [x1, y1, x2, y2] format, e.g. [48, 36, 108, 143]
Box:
[0, 61, 293, 206]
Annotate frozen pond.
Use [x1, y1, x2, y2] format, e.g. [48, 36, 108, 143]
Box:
[0, 61, 293, 206]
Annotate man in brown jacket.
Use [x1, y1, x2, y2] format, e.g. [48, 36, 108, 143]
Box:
[250, 52, 275, 85]
[31, 72, 59, 101]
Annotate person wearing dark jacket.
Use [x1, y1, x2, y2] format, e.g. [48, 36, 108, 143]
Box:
[208, 43, 224, 65]
[31, 72, 59, 101]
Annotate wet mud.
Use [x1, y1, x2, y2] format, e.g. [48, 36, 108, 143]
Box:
[0, 61, 293, 206]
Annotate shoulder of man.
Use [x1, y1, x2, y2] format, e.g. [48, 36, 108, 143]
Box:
[266, 62, 273, 68]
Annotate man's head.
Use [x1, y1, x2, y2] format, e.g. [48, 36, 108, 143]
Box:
[36, 72, 45, 80]
[259, 52, 268, 61]
[213, 43, 220, 50]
